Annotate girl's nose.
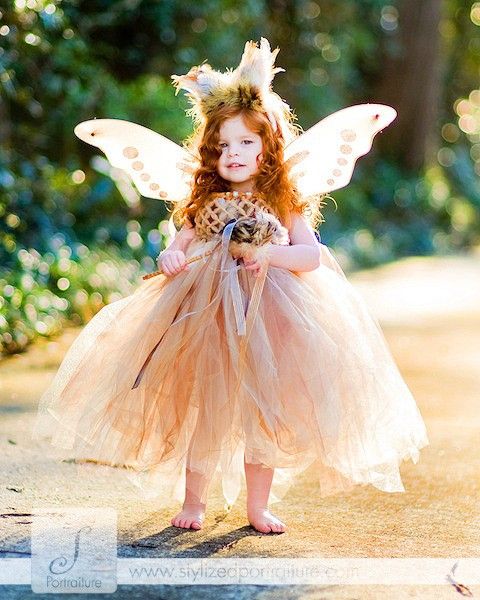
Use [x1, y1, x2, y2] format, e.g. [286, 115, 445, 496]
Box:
[227, 148, 239, 157]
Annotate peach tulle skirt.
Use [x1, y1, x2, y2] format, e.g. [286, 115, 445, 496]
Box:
[32, 236, 429, 507]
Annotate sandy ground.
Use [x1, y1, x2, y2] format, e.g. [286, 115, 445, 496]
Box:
[0, 252, 479, 599]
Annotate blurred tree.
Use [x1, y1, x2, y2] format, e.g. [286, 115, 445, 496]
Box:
[0, 0, 479, 279]
[373, 0, 443, 172]
[1, 0, 479, 355]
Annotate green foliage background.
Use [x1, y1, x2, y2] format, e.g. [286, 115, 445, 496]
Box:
[0, 0, 479, 355]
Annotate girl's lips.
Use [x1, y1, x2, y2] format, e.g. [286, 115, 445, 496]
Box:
[228, 164, 245, 169]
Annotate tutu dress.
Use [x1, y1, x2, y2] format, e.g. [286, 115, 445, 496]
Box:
[32, 190, 429, 507]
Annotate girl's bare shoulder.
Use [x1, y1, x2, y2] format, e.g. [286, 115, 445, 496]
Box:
[285, 211, 319, 247]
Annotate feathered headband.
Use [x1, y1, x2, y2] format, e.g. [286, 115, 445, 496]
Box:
[171, 37, 297, 142]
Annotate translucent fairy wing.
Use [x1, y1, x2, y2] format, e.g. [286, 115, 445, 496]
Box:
[284, 104, 397, 197]
[74, 118, 195, 201]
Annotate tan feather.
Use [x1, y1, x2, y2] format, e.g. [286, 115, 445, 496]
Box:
[232, 38, 285, 92]
[170, 37, 292, 133]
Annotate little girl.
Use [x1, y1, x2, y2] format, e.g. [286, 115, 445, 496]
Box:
[33, 39, 429, 535]
[159, 108, 322, 533]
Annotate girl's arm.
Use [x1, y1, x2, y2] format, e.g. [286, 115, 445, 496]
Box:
[157, 222, 197, 275]
[267, 212, 321, 272]
[164, 222, 197, 254]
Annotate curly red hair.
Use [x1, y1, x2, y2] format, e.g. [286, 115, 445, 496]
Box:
[171, 105, 324, 230]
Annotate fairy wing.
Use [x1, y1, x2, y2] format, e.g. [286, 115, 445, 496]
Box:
[74, 118, 196, 201]
[284, 104, 397, 197]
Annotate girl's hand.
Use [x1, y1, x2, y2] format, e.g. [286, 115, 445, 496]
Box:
[242, 256, 263, 278]
[157, 250, 189, 277]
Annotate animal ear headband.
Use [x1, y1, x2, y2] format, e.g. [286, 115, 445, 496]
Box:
[171, 37, 297, 140]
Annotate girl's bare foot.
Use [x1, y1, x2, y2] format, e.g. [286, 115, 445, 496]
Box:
[171, 502, 205, 530]
[247, 506, 286, 534]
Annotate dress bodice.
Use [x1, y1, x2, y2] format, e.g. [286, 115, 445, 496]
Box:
[194, 191, 290, 244]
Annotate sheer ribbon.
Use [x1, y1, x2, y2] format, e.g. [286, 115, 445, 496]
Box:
[132, 219, 270, 392]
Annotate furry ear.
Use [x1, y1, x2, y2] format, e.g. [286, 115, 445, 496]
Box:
[232, 38, 285, 94]
[170, 37, 295, 141]
[171, 64, 228, 98]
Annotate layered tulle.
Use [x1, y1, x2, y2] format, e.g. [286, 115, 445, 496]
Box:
[32, 233, 429, 507]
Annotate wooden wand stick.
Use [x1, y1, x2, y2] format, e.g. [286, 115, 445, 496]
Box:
[142, 249, 216, 280]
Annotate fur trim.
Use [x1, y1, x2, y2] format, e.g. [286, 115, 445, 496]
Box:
[227, 210, 289, 260]
[171, 37, 294, 135]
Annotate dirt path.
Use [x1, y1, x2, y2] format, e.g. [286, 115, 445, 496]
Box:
[0, 253, 479, 599]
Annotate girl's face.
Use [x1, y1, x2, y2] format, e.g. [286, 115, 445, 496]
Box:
[216, 114, 263, 192]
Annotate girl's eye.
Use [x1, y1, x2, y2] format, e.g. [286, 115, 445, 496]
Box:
[218, 141, 253, 148]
